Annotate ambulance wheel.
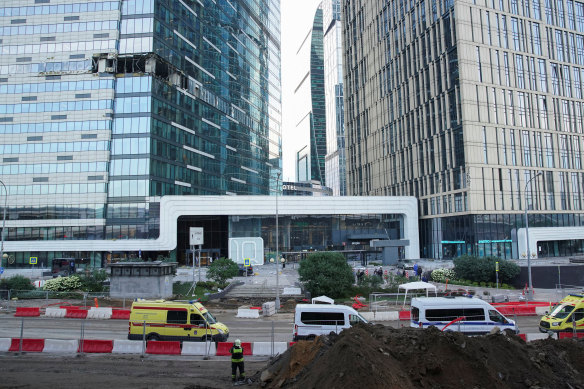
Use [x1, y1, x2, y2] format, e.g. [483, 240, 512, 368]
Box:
[147, 333, 160, 341]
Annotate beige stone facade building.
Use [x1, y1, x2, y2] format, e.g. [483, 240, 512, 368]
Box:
[343, 0, 584, 259]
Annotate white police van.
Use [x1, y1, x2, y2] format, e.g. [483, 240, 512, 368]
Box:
[293, 304, 368, 341]
[410, 297, 518, 335]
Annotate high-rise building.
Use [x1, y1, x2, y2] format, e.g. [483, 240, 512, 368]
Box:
[343, 0, 584, 259]
[0, 0, 281, 266]
[294, 3, 326, 184]
[323, 0, 346, 196]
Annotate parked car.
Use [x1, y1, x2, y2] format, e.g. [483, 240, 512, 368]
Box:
[396, 260, 414, 270]
[237, 264, 253, 276]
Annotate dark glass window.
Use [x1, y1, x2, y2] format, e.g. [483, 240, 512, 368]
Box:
[300, 311, 345, 325]
[167, 310, 187, 324]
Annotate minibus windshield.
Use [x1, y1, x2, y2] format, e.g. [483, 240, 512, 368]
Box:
[549, 303, 574, 319]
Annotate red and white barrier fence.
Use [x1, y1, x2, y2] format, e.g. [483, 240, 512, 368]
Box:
[0, 333, 571, 356]
[15, 306, 130, 320]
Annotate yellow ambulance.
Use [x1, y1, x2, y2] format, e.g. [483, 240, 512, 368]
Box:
[539, 294, 584, 333]
[128, 299, 229, 342]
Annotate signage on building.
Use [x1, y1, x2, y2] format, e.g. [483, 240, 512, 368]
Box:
[189, 227, 204, 246]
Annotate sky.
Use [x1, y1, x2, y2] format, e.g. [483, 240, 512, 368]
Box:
[280, 0, 323, 181]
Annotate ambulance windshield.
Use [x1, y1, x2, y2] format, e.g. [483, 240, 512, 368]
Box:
[203, 311, 217, 324]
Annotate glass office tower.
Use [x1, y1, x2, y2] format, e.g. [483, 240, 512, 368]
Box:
[0, 0, 281, 266]
[294, 4, 327, 185]
[323, 0, 346, 196]
[343, 0, 584, 259]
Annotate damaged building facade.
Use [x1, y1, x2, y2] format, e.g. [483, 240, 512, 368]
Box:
[0, 0, 282, 266]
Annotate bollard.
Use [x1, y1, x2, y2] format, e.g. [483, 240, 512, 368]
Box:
[271, 321, 275, 357]
[80, 321, 85, 354]
[141, 320, 146, 357]
[19, 317, 24, 355]
[204, 325, 210, 360]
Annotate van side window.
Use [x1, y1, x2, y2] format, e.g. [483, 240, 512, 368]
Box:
[488, 310, 506, 323]
[426, 308, 485, 321]
[300, 312, 345, 326]
[571, 308, 584, 322]
[349, 314, 362, 325]
[190, 313, 205, 325]
[167, 310, 187, 324]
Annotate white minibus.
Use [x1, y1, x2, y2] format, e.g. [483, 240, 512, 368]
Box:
[410, 297, 518, 335]
[293, 304, 368, 341]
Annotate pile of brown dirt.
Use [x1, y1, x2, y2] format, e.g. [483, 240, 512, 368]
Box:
[257, 324, 584, 388]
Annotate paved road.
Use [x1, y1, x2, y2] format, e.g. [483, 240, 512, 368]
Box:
[0, 309, 543, 342]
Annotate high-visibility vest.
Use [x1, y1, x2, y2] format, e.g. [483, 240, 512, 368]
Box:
[230, 346, 244, 363]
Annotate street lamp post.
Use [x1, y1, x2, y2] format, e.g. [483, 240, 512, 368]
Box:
[0, 179, 6, 275]
[275, 172, 280, 312]
[524, 171, 543, 301]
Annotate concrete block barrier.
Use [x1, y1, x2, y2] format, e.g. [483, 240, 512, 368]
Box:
[78, 339, 113, 353]
[216, 342, 253, 356]
[360, 312, 375, 321]
[146, 340, 181, 355]
[14, 307, 40, 317]
[9, 338, 45, 352]
[558, 332, 584, 339]
[111, 309, 131, 320]
[283, 287, 301, 295]
[0, 338, 11, 352]
[87, 308, 112, 320]
[535, 306, 549, 316]
[112, 340, 144, 354]
[398, 311, 411, 320]
[253, 342, 287, 356]
[526, 332, 557, 342]
[65, 308, 88, 319]
[262, 302, 276, 317]
[43, 339, 78, 353]
[44, 307, 66, 318]
[236, 308, 260, 318]
[181, 341, 217, 356]
[373, 311, 400, 321]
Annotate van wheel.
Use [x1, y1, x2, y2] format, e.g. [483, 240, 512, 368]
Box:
[147, 333, 160, 341]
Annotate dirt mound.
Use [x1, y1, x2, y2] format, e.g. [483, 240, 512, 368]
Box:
[258, 324, 584, 388]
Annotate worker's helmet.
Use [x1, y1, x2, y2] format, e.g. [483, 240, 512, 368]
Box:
[235, 339, 241, 346]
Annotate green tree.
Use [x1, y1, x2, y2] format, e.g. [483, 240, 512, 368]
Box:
[453, 255, 520, 284]
[298, 252, 354, 298]
[0, 275, 35, 291]
[206, 258, 239, 285]
[78, 269, 108, 292]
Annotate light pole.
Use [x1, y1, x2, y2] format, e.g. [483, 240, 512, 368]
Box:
[524, 171, 543, 301]
[0, 179, 6, 275]
[275, 172, 280, 312]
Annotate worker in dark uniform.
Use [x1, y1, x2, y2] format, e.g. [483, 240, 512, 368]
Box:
[230, 339, 245, 382]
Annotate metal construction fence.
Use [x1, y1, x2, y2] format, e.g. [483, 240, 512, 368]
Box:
[0, 289, 132, 312]
[368, 292, 429, 311]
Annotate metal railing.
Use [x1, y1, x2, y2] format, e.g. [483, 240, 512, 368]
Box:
[555, 284, 584, 302]
[1, 316, 287, 358]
